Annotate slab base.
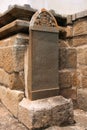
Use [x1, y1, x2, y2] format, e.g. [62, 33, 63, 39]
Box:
[18, 96, 74, 130]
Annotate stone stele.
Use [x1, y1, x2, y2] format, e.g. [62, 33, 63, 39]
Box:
[25, 8, 59, 100]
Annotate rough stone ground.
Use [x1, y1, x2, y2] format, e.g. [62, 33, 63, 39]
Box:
[0, 102, 28, 130]
[0, 101, 87, 130]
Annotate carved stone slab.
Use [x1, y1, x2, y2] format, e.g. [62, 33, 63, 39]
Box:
[25, 9, 59, 100]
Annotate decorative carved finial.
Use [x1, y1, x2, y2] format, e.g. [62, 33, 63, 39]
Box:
[30, 8, 58, 28]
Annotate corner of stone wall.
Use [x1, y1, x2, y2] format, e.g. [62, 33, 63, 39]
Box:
[0, 33, 29, 117]
[59, 10, 87, 110]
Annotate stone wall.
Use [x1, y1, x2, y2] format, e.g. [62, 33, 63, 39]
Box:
[59, 12, 87, 109]
[0, 34, 28, 90]
[0, 6, 87, 109]
[0, 7, 74, 129]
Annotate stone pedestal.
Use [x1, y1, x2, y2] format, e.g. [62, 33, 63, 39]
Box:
[18, 96, 74, 130]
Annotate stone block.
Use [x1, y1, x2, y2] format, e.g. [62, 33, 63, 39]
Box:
[0, 5, 35, 28]
[77, 47, 86, 66]
[2, 45, 26, 73]
[0, 48, 3, 68]
[0, 34, 28, 73]
[72, 14, 76, 21]
[59, 40, 70, 48]
[81, 66, 87, 76]
[0, 85, 6, 101]
[18, 96, 74, 130]
[12, 45, 26, 72]
[65, 26, 73, 38]
[77, 47, 87, 67]
[73, 35, 87, 47]
[0, 85, 24, 117]
[72, 70, 81, 88]
[67, 15, 72, 24]
[66, 48, 77, 69]
[59, 48, 77, 69]
[75, 11, 87, 20]
[59, 70, 72, 89]
[45, 126, 85, 130]
[59, 48, 67, 69]
[77, 89, 87, 111]
[59, 26, 72, 38]
[60, 88, 78, 108]
[60, 88, 77, 100]
[0, 19, 29, 40]
[0, 68, 24, 90]
[73, 19, 87, 37]
[82, 76, 87, 88]
[9, 72, 25, 90]
[2, 47, 14, 73]
[0, 33, 29, 46]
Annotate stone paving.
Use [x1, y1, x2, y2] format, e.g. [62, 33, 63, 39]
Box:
[0, 102, 28, 130]
[0, 101, 87, 130]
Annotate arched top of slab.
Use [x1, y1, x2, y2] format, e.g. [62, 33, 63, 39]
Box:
[30, 8, 58, 28]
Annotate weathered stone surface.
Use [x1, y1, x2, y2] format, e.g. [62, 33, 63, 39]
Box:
[75, 11, 87, 20]
[81, 66, 87, 76]
[59, 48, 66, 69]
[82, 76, 87, 88]
[0, 34, 28, 73]
[59, 25, 72, 39]
[73, 19, 87, 37]
[30, 8, 58, 27]
[0, 34, 27, 90]
[45, 126, 84, 130]
[72, 11, 87, 22]
[60, 87, 78, 108]
[0, 85, 24, 117]
[0, 68, 24, 90]
[65, 26, 73, 38]
[77, 47, 87, 66]
[12, 45, 26, 72]
[59, 69, 80, 89]
[77, 89, 87, 111]
[18, 96, 74, 130]
[59, 39, 70, 48]
[0, 102, 28, 130]
[74, 109, 87, 129]
[0, 5, 35, 28]
[77, 48, 85, 66]
[59, 70, 72, 89]
[2, 45, 26, 73]
[73, 35, 87, 47]
[0, 48, 3, 68]
[72, 70, 81, 88]
[66, 48, 77, 68]
[27, 30, 59, 100]
[1, 102, 87, 130]
[31, 31, 58, 91]
[0, 33, 29, 46]
[67, 15, 72, 25]
[60, 88, 77, 100]
[59, 48, 77, 69]
[2, 47, 14, 73]
[9, 72, 25, 90]
[0, 19, 29, 40]
[3, 45, 26, 73]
